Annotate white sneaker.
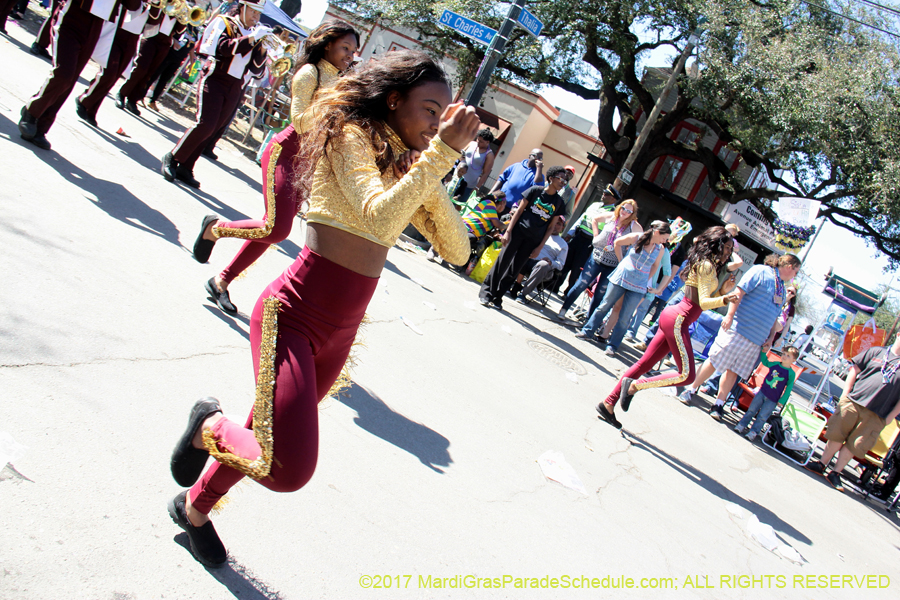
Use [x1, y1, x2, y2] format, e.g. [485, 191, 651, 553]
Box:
[746, 431, 758, 441]
[558, 307, 568, 319]
[426, 247, 436, 262]
[678, 389, 694, 405]
[733, 424, 744, 433]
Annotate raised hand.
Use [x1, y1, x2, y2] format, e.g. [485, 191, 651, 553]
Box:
[437, 102, 481, 152]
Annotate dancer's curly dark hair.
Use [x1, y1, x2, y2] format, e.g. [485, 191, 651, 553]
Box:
[686, 226, 733, 276]
[295, 20, 360, 72]
[295, 50, 451, 195]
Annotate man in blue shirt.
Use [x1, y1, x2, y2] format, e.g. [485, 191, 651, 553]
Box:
[678, 253, 801, 420]
[488, 148, 545, 212]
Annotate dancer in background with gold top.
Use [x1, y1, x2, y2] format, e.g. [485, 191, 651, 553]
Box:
[161, 0, 269, 189]
[194, 20, 360, 315]
[596, 227, 741, 430]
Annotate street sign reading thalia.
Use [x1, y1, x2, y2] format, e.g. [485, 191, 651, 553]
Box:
[438, 9, 497, 46]
[516, 7, 543, 38]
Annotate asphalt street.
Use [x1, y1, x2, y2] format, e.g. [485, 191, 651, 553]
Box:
[1, 22, 899, 600]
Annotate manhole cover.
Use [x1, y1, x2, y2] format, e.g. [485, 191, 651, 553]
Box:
[526, 339, 588, 375]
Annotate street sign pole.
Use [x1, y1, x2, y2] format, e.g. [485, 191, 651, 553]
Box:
[465, 0, 526, 107]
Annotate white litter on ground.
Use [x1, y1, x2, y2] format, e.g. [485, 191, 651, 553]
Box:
[423, 301, 436, 311]
[744, 513, 806, 564]
[537, 450, 587, 495]
[400, 316, 424, 335]
[566, 372, 579, 384]
[0, 431, 27, 467]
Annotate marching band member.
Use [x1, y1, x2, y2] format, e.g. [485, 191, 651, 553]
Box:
[161, 0, 269, 189]
[18, 0, 142, 150]
[195, 20, 360, 315]
[115, 0, 186, 116]
[30, 0, 64, 60]
[75, 2, 151, 127]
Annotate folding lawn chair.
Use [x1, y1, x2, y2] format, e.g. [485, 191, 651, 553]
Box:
[761, 402, 827, 466]
[568, 280, 595, 323]
[529, 270, 561, 308]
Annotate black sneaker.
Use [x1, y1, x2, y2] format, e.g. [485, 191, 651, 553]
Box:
[709, 405, 725, 421]
[805, 460, 826, 475]
[30, 42, 51, 60]
[596, 402, 623, 429]
[18, 106, 37, 140]
[826, 471, 845, 492]
[205, 278, 237, 314]
[192, 215, 219, 263]
[124, 99, 141, 116]
[619, 377, 636, 412]
[74, 98, 98, 128]
[28, 134, 51, 150]
[167, 491, 227, 568]
[170, 398, 221, 487]
[202, 146, 219, 161]
[161, 152, 177, 182]
[176, 165, 201, 189]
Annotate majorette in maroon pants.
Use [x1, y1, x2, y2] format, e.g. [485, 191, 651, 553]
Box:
[212, 125, 302, 283]
[603, 296, 703, 408]
[189, 247, 378, 513]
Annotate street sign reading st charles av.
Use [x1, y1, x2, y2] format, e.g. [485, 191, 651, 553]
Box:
[438, 9, 497, 46]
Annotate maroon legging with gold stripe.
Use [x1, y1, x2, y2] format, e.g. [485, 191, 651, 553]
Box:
[214, 125, 302, 283]
[189, 247, 378, 514]
[604, 296, 703, 406]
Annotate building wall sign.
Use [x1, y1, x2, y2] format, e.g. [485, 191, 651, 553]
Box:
[721, 200, 777, 249]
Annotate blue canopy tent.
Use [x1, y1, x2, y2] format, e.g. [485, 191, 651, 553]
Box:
[259, 2, 307, 38]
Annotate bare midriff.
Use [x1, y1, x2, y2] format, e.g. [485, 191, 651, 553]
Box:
[684, 285, 700, 304]
[307, 223, 390, 278]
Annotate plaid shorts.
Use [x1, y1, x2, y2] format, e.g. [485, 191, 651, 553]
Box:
[708, 327, 761, 380]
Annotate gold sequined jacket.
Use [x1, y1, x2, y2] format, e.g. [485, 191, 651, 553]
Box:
[290, 60, 340, 132]
[684, 260, 728, 310]
[307, 124, 471, 265]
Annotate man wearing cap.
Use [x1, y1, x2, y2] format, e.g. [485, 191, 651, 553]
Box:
[487, 148, 545, 213]
[161, 0, 270, 188]
[18, 0, 143, 150]
[554, 183, 620, 295]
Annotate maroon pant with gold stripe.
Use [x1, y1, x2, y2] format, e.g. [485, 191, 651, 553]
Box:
[188, 248, 378, 514]
[26, 2, 103, 136]
[214, 126, 302, 284]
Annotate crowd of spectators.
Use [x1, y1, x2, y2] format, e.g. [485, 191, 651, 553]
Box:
[421, 141, 899, 498]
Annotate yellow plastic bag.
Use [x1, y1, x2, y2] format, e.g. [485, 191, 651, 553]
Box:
[470, 241, 501, 283]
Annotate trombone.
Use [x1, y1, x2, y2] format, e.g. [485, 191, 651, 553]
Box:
[161, 0, 206, 27]
[260, 33, 298, 78]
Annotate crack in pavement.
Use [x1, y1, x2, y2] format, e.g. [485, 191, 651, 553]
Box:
[0, 346, 246, 369]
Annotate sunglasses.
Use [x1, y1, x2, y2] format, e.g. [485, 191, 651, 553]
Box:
[621, 207, 634, 214]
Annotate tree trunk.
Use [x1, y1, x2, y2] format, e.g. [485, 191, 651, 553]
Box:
[279, 0, 302, 20]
